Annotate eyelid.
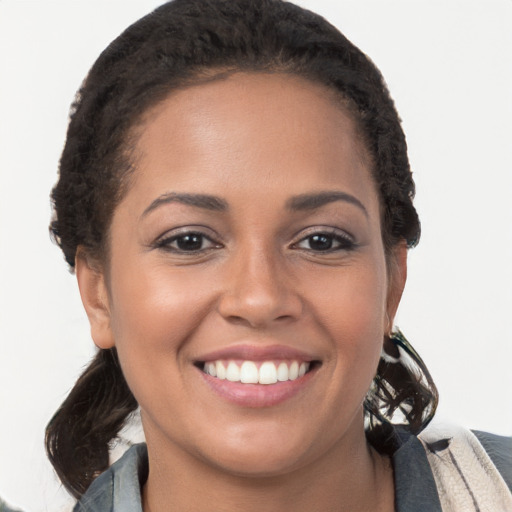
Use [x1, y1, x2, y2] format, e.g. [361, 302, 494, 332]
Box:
[153, 225, 223, 251]
[155, 225, 218, 240]
[290, 226, 357, 251]
[290, 225, 355, 243]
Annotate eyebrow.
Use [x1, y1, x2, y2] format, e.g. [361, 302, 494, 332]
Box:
[141, 190, 367, 218]
[286, 191, 368, 216]
[142, 192, 228, 217]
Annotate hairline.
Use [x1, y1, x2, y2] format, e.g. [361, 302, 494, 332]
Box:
[94, 68, 394, 274]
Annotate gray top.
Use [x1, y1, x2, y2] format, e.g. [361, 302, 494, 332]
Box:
[0, 498, 23, 512]
[73, 431, 512, 512]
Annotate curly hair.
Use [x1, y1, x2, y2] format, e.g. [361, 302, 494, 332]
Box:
[46, 0, 436, 498]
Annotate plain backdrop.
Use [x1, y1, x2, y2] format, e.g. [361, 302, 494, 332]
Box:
[0, 1, 511, 510]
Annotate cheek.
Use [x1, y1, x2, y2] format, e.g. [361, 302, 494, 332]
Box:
[306, 257, 387, 334]
[108, 262, 215, 377]
[302, 258, 387, 385]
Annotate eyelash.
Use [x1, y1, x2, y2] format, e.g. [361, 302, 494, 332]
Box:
[292, 229, 356, 253]
[155, 231, 221, 253]
[155, 227, 356, 255]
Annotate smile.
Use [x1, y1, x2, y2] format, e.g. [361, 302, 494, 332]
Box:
[195, 345, 320, 407]
[202, 360, 311, 385]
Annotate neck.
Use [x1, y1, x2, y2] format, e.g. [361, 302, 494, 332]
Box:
[142, 423, 394, 512]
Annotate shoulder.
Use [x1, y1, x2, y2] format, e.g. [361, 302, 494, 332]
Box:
[74, 443, 148, 512]
[0, 498, 23, 512]
[417, 423, 512, 510]
[418, 424, 512, 492]
[472, 430, 512, 492]
[392, 430, 443, 512]
[392, 424, 512, 512]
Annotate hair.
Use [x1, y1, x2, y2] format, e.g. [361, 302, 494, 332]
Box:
[46, 0, 437, 498]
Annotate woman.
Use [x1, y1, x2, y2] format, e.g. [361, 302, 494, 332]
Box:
[45, 0, 512, 510]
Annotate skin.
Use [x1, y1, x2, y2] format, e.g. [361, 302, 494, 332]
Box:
[77, 73, 406, 512]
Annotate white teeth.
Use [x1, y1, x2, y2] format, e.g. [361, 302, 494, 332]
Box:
[203, 360, 312, 384]
[277, 362, 289, 382]
[226, 361, 240, 382]
[216, 361, 226, 379]
[240, 361, 259, 383]
[259, 361, 278, 385]
[205, 362, 217, 377]
[289, 361, 299, 380]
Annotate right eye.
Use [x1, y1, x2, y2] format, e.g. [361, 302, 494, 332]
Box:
[294, 232, 355, 252]
[156, 231, 220, 253]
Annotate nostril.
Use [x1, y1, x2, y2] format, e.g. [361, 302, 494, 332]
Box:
[217, 272, 303, 327]
[224, 314, 254, 327]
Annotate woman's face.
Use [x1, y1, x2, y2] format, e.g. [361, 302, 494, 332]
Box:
[79, 73, 405, 476]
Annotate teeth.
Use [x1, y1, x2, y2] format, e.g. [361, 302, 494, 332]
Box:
[205, 362, 217, 377]
[216, 361, 226, 379]
[289, 361, 299, 380]
[240, 361, 259, 383]
[277, 362, 289, 382]
[203, 360, 311, 384]
[226, 361, 240, 382]
[259, 361, 278, 385]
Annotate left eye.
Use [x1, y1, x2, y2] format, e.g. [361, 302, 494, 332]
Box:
[295, 232, 355, 252]
[157, 232, 218, 252]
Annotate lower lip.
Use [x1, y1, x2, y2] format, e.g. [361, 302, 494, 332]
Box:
[198, 366, 317, 408]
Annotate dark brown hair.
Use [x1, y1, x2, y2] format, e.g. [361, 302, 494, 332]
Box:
[47, 0, 436, 498]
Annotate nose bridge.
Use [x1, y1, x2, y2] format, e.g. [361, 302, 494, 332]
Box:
[218, 239, 301, 327]
[239, 243, 280, 298]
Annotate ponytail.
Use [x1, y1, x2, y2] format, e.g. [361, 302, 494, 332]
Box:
[47, 334, 437, 496]
[364, 330, 439, 454]
[45, 348, 137, 498]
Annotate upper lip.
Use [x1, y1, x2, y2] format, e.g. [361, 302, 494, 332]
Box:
[194, 344, 318, 363]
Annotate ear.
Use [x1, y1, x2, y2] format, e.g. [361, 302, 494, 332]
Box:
[75, 248, 115, 349]
[385, 241, 408, 333]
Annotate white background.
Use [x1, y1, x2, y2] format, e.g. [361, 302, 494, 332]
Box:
[0, 1, 511, 510]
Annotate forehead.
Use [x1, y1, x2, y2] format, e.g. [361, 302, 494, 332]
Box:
[127, 72, 378, 215]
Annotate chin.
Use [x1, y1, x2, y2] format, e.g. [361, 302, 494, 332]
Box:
[207, 446, 307, 478]
[192, 422, 321, 478]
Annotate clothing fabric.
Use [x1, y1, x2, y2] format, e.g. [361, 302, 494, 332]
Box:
[419, 425, 512, 511]
[0, 498, 23, 512]
[73, 425, 512, 512]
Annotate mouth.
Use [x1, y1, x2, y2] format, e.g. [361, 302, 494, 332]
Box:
[193, 346, 321, 407]
[196, 359, 319, 385]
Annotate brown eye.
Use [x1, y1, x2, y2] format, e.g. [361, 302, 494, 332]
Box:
[308, 234, 334, 251]
[295, 232, 356, 252]
[175, 234, 205, 251]
[157, 231, 219, 253]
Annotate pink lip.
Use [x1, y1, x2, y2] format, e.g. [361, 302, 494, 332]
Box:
[198, 367, 318, 408]
[194, 344, 317, 363]
[193, 344, 320, 408]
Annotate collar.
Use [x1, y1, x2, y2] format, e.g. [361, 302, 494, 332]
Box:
[75, 435, 441, 512]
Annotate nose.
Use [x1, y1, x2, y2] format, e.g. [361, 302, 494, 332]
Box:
[217, 246, 303, 328]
